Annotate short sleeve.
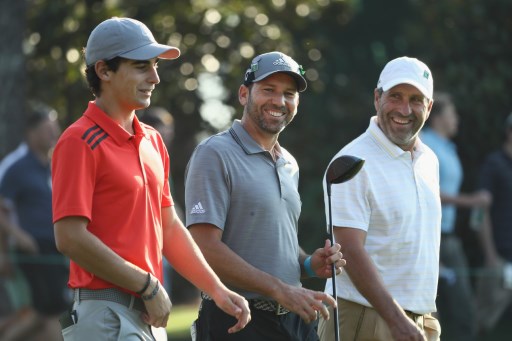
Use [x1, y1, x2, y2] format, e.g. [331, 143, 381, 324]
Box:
[52, 135, 96, 222]
[184, 143, 230, 229]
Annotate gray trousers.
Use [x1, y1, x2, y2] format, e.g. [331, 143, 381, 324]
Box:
[62, 299, 166, 341]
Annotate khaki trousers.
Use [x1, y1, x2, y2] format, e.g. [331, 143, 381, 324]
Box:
[317, 298, 440, 341]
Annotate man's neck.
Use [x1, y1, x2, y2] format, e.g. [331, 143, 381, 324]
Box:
[94, 98, 136, 134]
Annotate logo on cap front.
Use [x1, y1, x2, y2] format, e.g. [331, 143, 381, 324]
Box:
[423, 70, 430, 79]
[273, 58, 291, 69]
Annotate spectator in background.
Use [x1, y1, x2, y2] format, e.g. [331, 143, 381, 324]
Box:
[0, 101, 68, 341]
[138, 106, 175, 149]
[420, 92, 490, 341]
[0, 197, 42, 341]
[475, 112, 512, 335]
[0, 144, 29, 184]
[0, 139, 37, 341]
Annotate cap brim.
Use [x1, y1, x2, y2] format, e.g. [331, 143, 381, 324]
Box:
[254, 70, 307, 92]
[120, 43, 180, 61]
[381, 78, 430, 99]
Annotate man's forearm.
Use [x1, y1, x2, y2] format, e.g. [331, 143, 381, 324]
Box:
[55, 219, 148, 293]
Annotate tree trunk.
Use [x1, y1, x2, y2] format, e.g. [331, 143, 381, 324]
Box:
[0, 0, 26, 158]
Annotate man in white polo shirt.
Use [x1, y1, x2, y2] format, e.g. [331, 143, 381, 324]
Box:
[318, 56, 442, 341]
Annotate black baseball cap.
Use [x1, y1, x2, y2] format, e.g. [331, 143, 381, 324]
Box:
[243, 51, 307, 92]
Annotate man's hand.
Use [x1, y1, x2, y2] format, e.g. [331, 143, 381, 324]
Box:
[210, 288, 251, 333]
[141, 278, 172, 328]
[387, 312, 427, 341]
[274, 284, 337, 323]
[310, 239, 346, 278]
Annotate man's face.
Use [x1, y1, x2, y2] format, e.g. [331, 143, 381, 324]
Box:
[105, 58, 161, 111]
[239, 73, 299, 136]
[31, 116, 61, 153]
[439, 103, 459, 138]
[374, 83, 433, 151]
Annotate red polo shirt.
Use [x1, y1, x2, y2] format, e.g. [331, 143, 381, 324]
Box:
[52, 101, 173, 291]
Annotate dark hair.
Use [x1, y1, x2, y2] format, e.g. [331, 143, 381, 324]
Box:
[84, 56, 124, 97]
[429, 92, 453, 118]
[25, 101, 57, 132]
[138, 107, 174, 127]
[424, 92, 453, 127]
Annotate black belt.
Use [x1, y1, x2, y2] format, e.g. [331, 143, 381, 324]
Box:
[74, 288, 146, 312]
[201, 292, 289, 315]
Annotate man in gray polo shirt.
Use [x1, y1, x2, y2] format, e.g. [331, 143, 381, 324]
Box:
[185, 51, 345, 340]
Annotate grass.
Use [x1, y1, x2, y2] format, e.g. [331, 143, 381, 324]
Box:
[166, 303, 199, 341]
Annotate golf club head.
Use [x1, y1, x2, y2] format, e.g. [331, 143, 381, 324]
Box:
[326, 155, 365, 185]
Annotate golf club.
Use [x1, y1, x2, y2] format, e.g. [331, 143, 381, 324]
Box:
[325, 154, 365, 341]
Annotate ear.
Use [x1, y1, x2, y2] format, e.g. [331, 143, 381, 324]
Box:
[373, 88, 381, 112]
[424, 99, 434, 121]
[94, 60, 111, 80]
[238, 84, 249, 106]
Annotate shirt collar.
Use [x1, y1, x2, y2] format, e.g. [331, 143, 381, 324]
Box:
[367, 116, 426, 158]
[229, 120, 268, 155]
[83, 101, 149, 145]
[229, 120, 288, 163]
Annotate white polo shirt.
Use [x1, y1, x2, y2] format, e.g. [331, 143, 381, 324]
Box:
[323, 116, 441, 314]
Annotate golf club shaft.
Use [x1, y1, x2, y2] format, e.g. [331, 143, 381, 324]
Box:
[328, 188, 340, 341]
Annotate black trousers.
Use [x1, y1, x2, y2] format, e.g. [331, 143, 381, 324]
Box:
[436, 234, 477, 341]
[195, 299, 319, 341]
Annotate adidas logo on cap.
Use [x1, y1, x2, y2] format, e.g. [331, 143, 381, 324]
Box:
[272, 58, 291, 69]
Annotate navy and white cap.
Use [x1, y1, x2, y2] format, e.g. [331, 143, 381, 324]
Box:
[377, 56, 433, 99]
[85, 17, 180, 66]
[243, 51, 307, 92]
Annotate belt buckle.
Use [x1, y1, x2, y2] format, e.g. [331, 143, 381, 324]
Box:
[275, 303, 287, 315]
[405, 310, 422, 322]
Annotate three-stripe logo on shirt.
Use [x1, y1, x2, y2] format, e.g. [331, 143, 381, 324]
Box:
[190, 202, 205, 214]
[82, 125, 108, 150]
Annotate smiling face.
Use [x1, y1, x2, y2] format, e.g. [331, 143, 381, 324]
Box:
[97, 58, 161, 114]
[374, 83, 433, 151]
[239, 72, 299, 138]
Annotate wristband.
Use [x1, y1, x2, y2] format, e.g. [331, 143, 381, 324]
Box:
[136, 272, 151, 295]
[304, 256, 317, 278]
[141, 280, 160, 301]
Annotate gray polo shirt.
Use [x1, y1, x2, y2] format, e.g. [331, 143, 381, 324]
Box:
[185, 120, 302, 299]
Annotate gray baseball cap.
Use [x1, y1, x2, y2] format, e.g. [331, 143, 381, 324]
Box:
[85, 17, 180, 66]
[243, 52, 307, 92]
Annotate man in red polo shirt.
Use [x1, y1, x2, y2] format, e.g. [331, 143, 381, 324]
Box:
[52, 17, 250, 340]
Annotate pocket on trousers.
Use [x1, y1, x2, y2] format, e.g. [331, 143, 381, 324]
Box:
[190, 319, 198, 341]
[62, 323, 77, 341]
[423, 314, 441, 341]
